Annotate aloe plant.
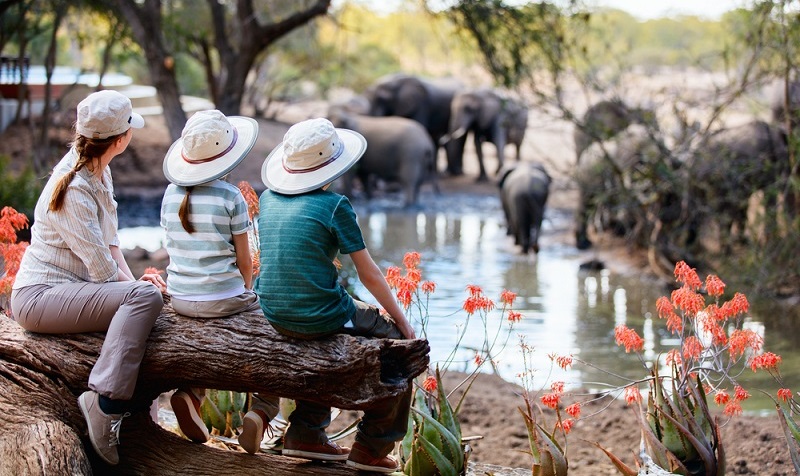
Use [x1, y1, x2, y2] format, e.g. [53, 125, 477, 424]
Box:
[518, 397, 568, 476]
[775, 406, 800, 473]
[399, 367, 469, 475]
[595, 364, 724, 476]
[200, 390, 247, 437]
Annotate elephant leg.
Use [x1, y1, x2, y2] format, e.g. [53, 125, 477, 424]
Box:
[475, 136, 488, 182]
[575, 191, 593, 250]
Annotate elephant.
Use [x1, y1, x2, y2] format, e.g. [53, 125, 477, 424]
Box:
[364, 73, 463, 167]
[770, 80, 800, 131]
[443, 88, 527, 181]
[327, 108, 437, 208]
[503, 97, 529, 162]
[686, 120, 790, 246]
[573, 124, 669, 250]
[573, 99, 657, 163]
[497, 162, 551, 254]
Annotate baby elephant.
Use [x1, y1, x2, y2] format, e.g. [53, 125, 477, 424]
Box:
[498, 162, 551, 254]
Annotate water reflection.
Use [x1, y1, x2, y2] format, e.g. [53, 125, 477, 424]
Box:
[117, 201, 800, 411]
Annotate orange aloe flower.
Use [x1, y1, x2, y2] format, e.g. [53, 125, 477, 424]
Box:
[421, 281, 436, 294]
[674, 261, 702, 290]
[551, 381, 565, 394]
[682, 336, 704, 360]
[714, 390, 730, 406]
[734, 385, 750, 401]
[723, 400, 742, 416]
[421, 375, 437, 392]
[665, 349, 682, 366]
[623, 386, 641, 405]
[466, 284, 483, 297]
[671, 286, 705, 315]
[385, 266, 401, 288]
[614, 325, 644, 353]
[500, 289, 517, 305]
[749, 352, 781, 372]
[565, 403, 581, 418]
[705, 274, 726, 297]
[556, 354, 573, 369]
[541, 392, 561, 409]
[507, 310, 522, 323]
[237, 181, 259, 220]
[403, 251, 421, 269]
[556, 418, 574, 434]
[778, 388, 793, 402]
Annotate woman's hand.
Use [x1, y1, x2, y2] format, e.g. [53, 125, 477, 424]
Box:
[140, 273, 167, 294]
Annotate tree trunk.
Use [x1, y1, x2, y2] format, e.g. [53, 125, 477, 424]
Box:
[0, 305, 429, 474]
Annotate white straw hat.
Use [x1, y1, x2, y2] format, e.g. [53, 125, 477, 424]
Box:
[262, 117, 366, 194]
[76, 90, 144, 139]
[163, 110, 258, 186]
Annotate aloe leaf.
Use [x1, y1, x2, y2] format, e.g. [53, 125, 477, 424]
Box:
[588, 440, 638, 476]
[776, 406, 800, 473]
[232, 391, 247, 413]
[533, 423, 568, 476]
[411, 406, 464, 470]
[635, 404, 689, 473]
[418, 430, 459, 476]
[408, 433, 438, 476]
[436, 367, 462, 442]
[201, 394, 226, 433]
[519, 406, 542, 462]
[655, 405, 717, 475]
[400, 412, 415, 464]
[217, 390, 232, 413]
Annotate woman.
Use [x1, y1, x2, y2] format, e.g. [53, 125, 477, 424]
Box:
[10, 90, 166, 466]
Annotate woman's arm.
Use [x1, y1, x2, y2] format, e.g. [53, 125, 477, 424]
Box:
[233, 232, 253, 289]
[110, 245, 135, 281]
[350, 248, 416, 340]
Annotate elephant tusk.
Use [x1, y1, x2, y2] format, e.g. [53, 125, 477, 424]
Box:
[441, 127, 467, 145]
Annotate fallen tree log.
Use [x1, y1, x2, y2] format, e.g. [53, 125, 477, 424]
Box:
[0, 304, 430, 475]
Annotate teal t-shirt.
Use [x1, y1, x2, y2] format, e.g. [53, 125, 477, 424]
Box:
[255, 189, 365, 334]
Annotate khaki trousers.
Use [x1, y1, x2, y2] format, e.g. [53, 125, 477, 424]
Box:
[11, 281, 163, 400]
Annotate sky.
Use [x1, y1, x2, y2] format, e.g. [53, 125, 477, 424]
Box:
[338, 0, 747, 20]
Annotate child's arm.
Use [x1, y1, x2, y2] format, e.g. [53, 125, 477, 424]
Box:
[350, 248, 416, 340]
[233, 232, 253, 289]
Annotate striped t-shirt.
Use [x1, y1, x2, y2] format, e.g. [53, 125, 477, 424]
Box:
[255, 189, 365, 335]
[160, 180, 252, 299]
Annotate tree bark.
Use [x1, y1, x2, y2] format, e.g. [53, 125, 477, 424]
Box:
[0, 304, 429, 475]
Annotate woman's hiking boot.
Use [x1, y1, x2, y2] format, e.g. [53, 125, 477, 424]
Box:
[78, 390, 130, 466]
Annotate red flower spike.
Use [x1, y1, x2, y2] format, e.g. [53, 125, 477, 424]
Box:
[778, 388, 793, 402]
[500, 289, 517, 305]
[421, 375, 437, 392]
[566, 403, 581, 418]
[705, 275, 726, 297]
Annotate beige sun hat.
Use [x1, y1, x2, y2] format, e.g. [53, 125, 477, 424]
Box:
[163, 110, 258, 186]
[76, 90, 144, 139]
[262, 117, 366, 195]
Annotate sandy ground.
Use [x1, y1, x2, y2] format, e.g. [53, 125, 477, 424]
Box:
[1, 100, 795, 474]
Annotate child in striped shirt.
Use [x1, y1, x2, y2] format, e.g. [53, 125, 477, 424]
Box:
[160, 109, 263, 444]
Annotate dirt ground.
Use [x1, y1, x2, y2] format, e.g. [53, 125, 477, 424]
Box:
[1, 105, 795, 474]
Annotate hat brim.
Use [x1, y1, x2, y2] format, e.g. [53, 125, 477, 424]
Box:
[163, 116, 258, 186]
[130, 112, 145, 129]
[262, 128, 366, 195]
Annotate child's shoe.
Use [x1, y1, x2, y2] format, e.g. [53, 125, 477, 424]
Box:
[239, 409, 270, 454]
[283, 437, 350, 461]
[346, 442, 401, 473]
[170, 389, 209, 443]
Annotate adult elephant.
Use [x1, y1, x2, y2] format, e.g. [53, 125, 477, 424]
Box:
[770, 80, 800, 131]
[364, 73, 462, 167]
[504, 97, 529, 162]
[574, 99, 657, 163]
[573, 125, 669, 250]
[686, 120, 790, 247]
[497, 162, 551, 254]
[444, 88, 525, 181]
[328, 107, 437, 208]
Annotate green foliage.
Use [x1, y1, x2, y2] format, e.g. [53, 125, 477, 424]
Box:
[0, 156, 41, 219]
[200, 390, 247, 438]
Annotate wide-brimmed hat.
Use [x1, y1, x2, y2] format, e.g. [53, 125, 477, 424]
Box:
[262, 117, 366, 194]
[163, 110, 258, 186]
[76, 90, 144, 140]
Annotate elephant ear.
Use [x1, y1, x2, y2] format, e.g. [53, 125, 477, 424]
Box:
[395, 79, 428, 118]
[496, 164, 516, 189]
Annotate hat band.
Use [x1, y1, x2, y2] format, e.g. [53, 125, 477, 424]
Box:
[182, 129, 238, 164]
[283, 140, 344, 174]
